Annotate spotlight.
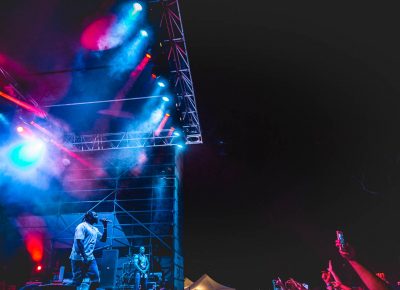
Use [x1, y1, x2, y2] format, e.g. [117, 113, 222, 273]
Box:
[177, 144, 184, 149]
[36, 265, 42, 272]
[140, 30, 148, 37]
[157, 81, 166, 88]
[151, 73, 157, 79]
[9, 139, 46, 168]
[16, 126, 24, 133]
[162, 96, 170, 102]
[133, 3, 143, 12]
[173, 131, 180, 137]
[145, 53, 152, 59]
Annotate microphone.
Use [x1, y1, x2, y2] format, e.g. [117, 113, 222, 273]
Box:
[101, 218, 113, 223]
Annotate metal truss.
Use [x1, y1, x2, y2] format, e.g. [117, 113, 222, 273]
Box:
[14, 147, 183, 289]
[65, 129, 181, 152]
[155, 0, 202, 145]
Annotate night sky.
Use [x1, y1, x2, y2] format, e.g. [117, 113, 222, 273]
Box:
[2, 1, 400, 289]
[181, 1, 400, 289]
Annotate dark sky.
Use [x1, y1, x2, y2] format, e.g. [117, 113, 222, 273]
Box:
[2, 0, 400, 289]
[181, 1, 400, 289]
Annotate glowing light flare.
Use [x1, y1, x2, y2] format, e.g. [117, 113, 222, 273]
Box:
[167, 127, 175, 137]
[9, 139, 46, 168]
[0, 90, 46, 118]
[21, 141, 45, 159]
[154, 113, 171, 136]
[162, 96, 170, 102]
[16, 125, 34, 139]
[36, 265, 43, 272]
[110, 33, 149, 75]
[140, 30, 148, 37]
[130, 54, 151, 79]
[100, 54, 151, 118]
[26, 232, 44, 262]
[133, 3, 143, 13]
[81, 15, 117, 51]
[16, 216, 45, 263]
[29, 121, 106, 177]
[157, 81, 166, 88]
[83, 3, 146, 52]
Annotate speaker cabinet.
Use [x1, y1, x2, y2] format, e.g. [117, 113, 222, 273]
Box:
[100, 249, 119, 288]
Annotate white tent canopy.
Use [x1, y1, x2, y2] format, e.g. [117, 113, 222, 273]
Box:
[184, 274, 235, 290]
[184, 278, 194, 288]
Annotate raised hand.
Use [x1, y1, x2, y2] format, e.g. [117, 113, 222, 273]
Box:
[327, 260, 333, 272]
[275, 277, 285, 288]
[335, 240, 356, 260]
[287, 278, 304, 290]
[331, 281, 342, 288]
[321, 271, 331, 284]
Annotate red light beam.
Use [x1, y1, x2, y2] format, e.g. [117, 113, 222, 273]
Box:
[155, 113, 170, 136]
[30, 121, 106, 177]
[0, 90, 46, 118]
[99, 54, 151, 118]
[167, 127, 175, 137]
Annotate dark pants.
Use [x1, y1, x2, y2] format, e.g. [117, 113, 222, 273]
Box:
[134, 271, 148, 290]
[71, 259, 100, 289]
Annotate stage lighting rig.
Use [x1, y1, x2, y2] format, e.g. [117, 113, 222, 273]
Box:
[133, 2, 143, 12]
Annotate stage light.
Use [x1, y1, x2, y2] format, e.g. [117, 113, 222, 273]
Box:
[151, 73, 157, 79]
[9, 139, 46, 168]
[17, 126, 24, 133]
[145, 53, 152, 59]
[36, 265, 42, 272]
[162, 96, 170, 102]
[140, 30, 148, 37]
[177, 144, 184, 149]
[157, 81, 166, 88]
[133, 3, 143, 12]
[0, 90, 46, 118]
[173, 131, 180, 137]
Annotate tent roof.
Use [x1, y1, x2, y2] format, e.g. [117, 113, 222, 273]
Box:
[184, 277, 194, 288]
[184, 274, 235, 290]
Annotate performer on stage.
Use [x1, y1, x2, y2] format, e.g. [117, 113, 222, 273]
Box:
[69, 211, 109, 290]
[133, 246, 150, 290]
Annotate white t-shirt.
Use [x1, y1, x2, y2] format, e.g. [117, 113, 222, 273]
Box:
[69, 222, 102, 261]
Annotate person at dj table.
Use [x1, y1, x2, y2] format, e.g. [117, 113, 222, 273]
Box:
[133, 246, 150, 290]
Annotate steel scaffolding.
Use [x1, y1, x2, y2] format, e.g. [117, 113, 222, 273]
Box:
[64, 129, 182, 152]
[151, 0, 202, 145]
[18, 147, 184, 289]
